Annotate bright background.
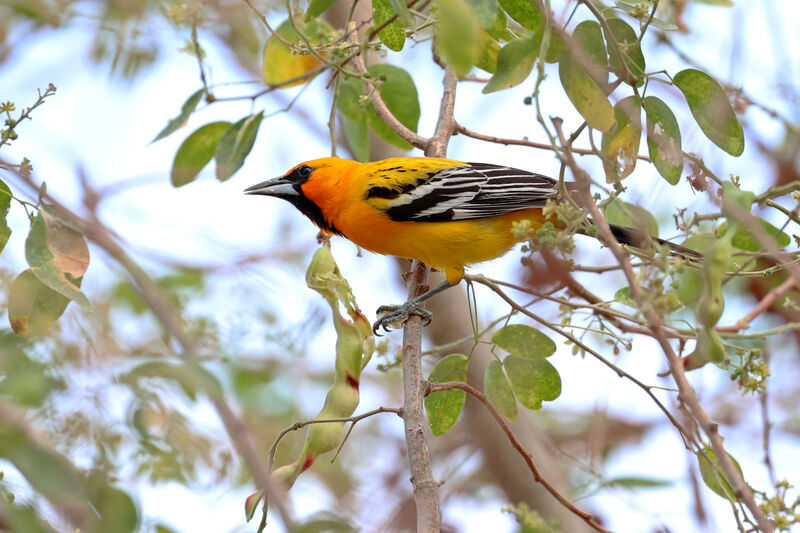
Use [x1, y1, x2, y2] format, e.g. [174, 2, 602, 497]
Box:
[2, 1, 800, 532]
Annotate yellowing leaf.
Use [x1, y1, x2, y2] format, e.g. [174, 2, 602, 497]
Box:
[601, 95, 642, 181]
[558, 54, 615, 132]
[262, 18, 332, 87]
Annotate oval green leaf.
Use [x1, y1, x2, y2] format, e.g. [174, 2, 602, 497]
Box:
[0, 179, 12, 253]
[673, 69, 744, 156]
[466, 0, 500, 28]
[601, 95, 642, 181]
[484, 360, 517, 420]
[372, 0, 406, 51]
[171, 121, 230, 187]
[336, 79, 370, 161]
[482, 37, 537, 93]
[474, 29, 501, 74]
[573, 20, 608, 87]
[716, 220, 791, 252]
[152, 89, 204, 143]
[9, 269, 74, 337]
[559, 54, 615, 132]
[604, 198, 659, 237]
[498, 0, 543, 31]
[435, 0, 481, 76]
[492, 324, 556, 359]
[643, 96, 683, 184]
[306, 0, 337, 19]
[366, 64, 421, 149]
[604, 18, 645, 82]
[425, 354, 468, 435]
[697, 447, 744, 501]
[215, 112, 264, 181]
[503, 355, 561, 410]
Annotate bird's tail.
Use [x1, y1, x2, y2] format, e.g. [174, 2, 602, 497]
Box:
[603, 223, 703, 261]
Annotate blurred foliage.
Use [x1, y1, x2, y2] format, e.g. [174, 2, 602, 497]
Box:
[0, 0, 799, 531]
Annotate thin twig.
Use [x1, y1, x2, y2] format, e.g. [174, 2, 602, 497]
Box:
[348, 22, 427, 149]
[551, 120, 774, 532]
[715, 277, 797, 332]
[426, 381, 613, 533]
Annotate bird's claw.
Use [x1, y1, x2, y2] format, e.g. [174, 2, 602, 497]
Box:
[372, 303, 433, 335]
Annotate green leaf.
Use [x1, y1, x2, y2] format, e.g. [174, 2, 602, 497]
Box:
[697, 447, 744, 501]
[152, 89, 204, 143]
[0, 332, 62, 404]
[558, 54, 615, 132]
[337, 80, 370, 161]
[372, 0, 406, 51]
[214, 112, 264, 181]
[306, 0, 337, 19]
[474, 30, 501, 73]
[492, 324, 556, 359]
[482, 37, 538, 93]
[25, 214, 90, 310]
[603, 476, 672, 489]
[601, 95, 642, 181]
[171, 121, 230, 187]
[8, 269, 74, 337]
[643, 96, 684, 184]
[466, 0, 499, 27]
[88, 482, 138, 533]
[425, 354, 468, 435]
[503, 355, 561, 410]
[573, 20, 608, 86]
[435, 0, 481, 76]
[604, 18, 645, 81]
[614, 286, 636, 307]
[484, 360, 517, 420]
[341, 114, 370, 162]
[0, 179, 12, 253]
[389, 0, 414, 26]
[604, 198, 659, 236]
[716, 220, 791, 252]
[366, 64, 421, 149]
[673, 69, 744, 156]
[498, 0, 543, 31]
[244, 491, 263, 522]
[262, 18, 332, 87]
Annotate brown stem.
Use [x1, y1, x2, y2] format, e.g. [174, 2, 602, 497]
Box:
[715, 277, 797, 332]
[551, 121, 774, 533]
[426, 381, 613, 533]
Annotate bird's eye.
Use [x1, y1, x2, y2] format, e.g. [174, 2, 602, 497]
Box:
[298, 165, 313, 178]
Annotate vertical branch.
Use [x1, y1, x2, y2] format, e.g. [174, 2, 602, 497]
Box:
[401, 69, 458, 533]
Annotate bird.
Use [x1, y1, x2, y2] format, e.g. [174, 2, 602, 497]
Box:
[245, 156, 700, 333]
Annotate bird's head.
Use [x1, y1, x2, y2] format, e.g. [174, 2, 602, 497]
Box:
[244, 157, 357, 234]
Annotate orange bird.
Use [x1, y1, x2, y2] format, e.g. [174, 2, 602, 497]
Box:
[246, 157, 698, 332]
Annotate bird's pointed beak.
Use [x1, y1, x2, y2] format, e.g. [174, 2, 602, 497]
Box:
[244, 177, 298, 198]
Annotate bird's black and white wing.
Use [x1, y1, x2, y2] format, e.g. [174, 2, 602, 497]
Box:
[367, 162, 559, 222]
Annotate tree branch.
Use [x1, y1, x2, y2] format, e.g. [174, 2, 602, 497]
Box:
[426, 381, 612, 533]
[551, 120, 775, 533]
[3, 161, 297, 531]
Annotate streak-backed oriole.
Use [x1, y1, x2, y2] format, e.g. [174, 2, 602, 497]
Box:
[245, 156, 698, 332]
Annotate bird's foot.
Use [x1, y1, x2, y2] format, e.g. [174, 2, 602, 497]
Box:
[372, 302, 433, 335]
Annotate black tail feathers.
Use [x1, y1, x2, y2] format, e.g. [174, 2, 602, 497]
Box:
[605, 223, 703, 261]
